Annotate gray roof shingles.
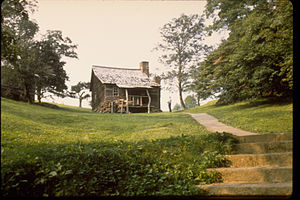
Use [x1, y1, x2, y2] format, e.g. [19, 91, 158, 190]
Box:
[92, 65, 160, 88]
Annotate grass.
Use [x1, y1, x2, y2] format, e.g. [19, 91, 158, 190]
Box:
[1, 98, 207, 145]
[185, 99, 293, 134]
[1, 98, 235, 197]
[2, 97, 292, 196]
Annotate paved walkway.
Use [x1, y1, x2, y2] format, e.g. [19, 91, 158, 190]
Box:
[189, 113, 258, 136]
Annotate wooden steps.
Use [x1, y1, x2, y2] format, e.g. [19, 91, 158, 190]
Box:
[197, 132, 293, 198]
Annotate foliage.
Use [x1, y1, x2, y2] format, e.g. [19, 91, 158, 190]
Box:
[1, 97, 237, 196]
[1, 0, 39, 102]
[1, 0, 38, 63]
[186, 98, 293, 134]
[70, 82, 91, 108]
[184, 95, 197, 108]
[1, 0, 78, 103]
[192, 0, 293, 104]
[34, 30, 78, 102]
[155, 14, 208, 109]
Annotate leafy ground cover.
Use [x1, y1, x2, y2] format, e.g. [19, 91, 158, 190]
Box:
[1, 98, 236, 197]
[186, 99, 293, 134]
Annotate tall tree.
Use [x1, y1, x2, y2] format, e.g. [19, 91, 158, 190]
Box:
[155, 14, 207, 110]
[1, 0, 38, 64]
[70, 82, 90, 108]
[1, 1, 78, 103]
[1, 0, 39, 102]
[34, 30, 78, 103]
[193, 0, 293, 104]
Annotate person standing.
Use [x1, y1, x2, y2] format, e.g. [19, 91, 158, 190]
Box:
[168, 99, 172, 112]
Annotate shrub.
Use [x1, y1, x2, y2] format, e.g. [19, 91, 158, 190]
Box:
[2, 133, 236, 197]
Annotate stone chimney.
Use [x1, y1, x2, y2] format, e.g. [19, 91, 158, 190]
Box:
[140, 61, 149, 77]
[153, 75, 161, 85]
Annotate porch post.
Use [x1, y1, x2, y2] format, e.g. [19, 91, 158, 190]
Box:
[125, 89, 129, 113]
[121, 100, 123, 114]
[146, 89, 151, 114]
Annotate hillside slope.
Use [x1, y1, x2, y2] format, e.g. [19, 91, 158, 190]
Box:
[186, 99, 293, 134]
[1, 98, 207, 144]
[1, 98, 235, 196]
[1, 97, 292, 197]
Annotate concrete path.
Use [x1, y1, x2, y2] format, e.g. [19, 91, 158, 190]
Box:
[189, 113, 258, 136]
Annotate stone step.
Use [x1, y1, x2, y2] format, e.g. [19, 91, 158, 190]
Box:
[236, 132, 292, 143]
[225, 152, 293, 168]
[208, 166, 292, 184]
[197, 182, 292, 196]
[233, 141, 292, 154]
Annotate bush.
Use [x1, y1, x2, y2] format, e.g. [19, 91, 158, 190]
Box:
[1, 133, 237, 197]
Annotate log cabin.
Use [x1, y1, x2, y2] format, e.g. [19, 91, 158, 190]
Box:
[90, 61, 161, 113]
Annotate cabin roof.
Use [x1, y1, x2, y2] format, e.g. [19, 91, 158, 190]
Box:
[92, 65, 160, 89]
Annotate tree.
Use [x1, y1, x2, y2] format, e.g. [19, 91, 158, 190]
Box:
[155, 14, 207, 110]
[184, 95, 197, 109]
[70, 82, 91, 108]
[1, 0, 39, 103]
[193, 0, 293, 104]
[1, 1, 78, 103]
[186, 66, 203, 106]
[34, 30, 78, 103]
[1, 0, 38, 64]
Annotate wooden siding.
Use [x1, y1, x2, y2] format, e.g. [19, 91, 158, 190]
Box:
[91, 70, 161, 113]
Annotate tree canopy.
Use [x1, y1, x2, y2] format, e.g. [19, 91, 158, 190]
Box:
[184, 95, 197, 108]
[1, 0, 78, 103]
[70, 82, 90, 108]
[192, 0, 292, 104]
[155, 14, 207, 109]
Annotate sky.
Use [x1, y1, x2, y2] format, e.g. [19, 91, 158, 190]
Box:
[30, 0, 228, 111]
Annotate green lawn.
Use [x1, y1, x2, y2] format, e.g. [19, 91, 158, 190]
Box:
[2, 97, 292, 196]
[1, 98, 234, 197]
[1, 98, 207, 145]
[186, 99, 293, 134]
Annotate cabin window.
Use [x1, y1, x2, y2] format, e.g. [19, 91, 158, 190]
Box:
[106, 85, 119, 97]
[113, 86, 118, 96]
[106, 90, 113, 97]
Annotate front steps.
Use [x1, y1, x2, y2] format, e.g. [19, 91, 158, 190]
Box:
[234, 141, 292, 154]
[200, 182, 292, 196]
[207, 166, 292, 184]
[197, 132, 293, 198]
[225, 152, 292, 168]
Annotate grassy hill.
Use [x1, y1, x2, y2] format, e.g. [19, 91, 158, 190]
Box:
[1, 98, 234, 196]
[1, 97, 292, 197]
[186, 99, 293, 134]
[1, 98, 208, 144]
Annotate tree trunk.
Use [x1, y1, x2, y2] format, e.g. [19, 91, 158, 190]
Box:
[37, 86, 42, 103]
[197, 94, 200, 106]
[178, 81, 185, 110]
[79, 98, 82, 108]
[24, 83, 34, 104]
[178, 61, 185, 110]
[37, 95, 41, 103]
